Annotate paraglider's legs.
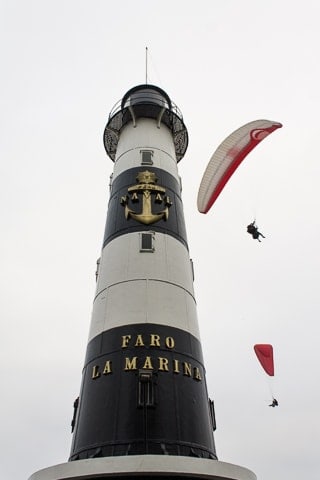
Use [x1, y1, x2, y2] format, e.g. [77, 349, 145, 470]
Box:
[251, 229, 265, 242]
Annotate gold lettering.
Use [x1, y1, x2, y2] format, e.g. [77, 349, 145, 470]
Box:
[122, 335, 131, 348]
[135, 334, 145, 347]
[131, 192, 139, 202]
[103, 361, 112, 375]
[143, 356, 153, 369]
[150, 334, 160, 347]
[92, 365, 101, 379]
[165, 196, 172, 207]
[183, 362, 192, 377]
[193, 367, 202, 381]
[158, 357, 169, 371]
[165, 336, 175, 349]
[124, 357, 138, 370]
[173, 359, 180, 373]
[120, 195, 128, 205]
[155, 193, 163, 203]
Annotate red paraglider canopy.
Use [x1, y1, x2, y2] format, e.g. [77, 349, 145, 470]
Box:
[254, 344, 274, 376]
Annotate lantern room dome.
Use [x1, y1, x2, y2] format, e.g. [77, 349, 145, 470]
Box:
[103, 84, 188, 162]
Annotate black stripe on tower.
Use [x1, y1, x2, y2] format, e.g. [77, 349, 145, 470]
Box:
[103, 167, 188, 249]
[69, 324, 217, 461]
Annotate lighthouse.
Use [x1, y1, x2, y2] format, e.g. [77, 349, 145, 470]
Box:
[28, 85, 256, 480]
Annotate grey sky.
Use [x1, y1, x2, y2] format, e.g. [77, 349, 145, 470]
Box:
[1, 1, 319, 479]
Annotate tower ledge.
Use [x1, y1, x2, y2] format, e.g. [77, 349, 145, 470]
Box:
[28, 455, 256, 480]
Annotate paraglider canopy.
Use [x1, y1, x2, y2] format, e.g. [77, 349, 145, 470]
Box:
[197, 120, 282, 213]
[254, 344, 274, 376]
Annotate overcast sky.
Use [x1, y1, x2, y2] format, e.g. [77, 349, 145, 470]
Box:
[1, 1, 320, 479]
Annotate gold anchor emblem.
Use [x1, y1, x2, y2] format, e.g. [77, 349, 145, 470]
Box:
[120, 170, 172, 225]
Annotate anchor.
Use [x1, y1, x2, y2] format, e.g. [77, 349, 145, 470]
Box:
[121, 170, 172, 225]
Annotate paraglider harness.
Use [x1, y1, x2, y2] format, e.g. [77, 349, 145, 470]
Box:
[247, 220, 265, 242]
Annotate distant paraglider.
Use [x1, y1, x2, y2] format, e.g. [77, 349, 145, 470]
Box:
[247, 220, 265, 242]
[269, 398, 278, 408]
[197, 120, 282, 214]
[254, 344, 278, 407]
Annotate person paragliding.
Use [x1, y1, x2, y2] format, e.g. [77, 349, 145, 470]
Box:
[269, 398, 278, 407]
[247, 220, 265, 242]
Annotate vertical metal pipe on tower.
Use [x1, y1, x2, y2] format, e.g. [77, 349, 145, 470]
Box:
[28, 85, 256, 480]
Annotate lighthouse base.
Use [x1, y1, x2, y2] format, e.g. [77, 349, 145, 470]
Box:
[28, 455, 256, 480]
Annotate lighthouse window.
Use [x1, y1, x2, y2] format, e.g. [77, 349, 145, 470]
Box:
[190, 258, 194, 281]
[138, 370, 154, 407]
[140, 232, 154, 252]
[209, 399, 217, 431]
[140, 150, 153, 165]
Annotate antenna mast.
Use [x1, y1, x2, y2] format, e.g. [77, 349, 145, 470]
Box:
[145, 46, 148, 84]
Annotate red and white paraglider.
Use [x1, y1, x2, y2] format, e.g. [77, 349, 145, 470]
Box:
[254, 344, 278, 407]
[197, 120, 283, 214]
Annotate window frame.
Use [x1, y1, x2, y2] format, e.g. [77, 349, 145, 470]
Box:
[140, 232, 155, 252]
[140, 149, 154, 166]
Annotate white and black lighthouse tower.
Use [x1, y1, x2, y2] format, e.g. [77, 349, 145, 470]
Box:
[29, 85, 256, 480]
